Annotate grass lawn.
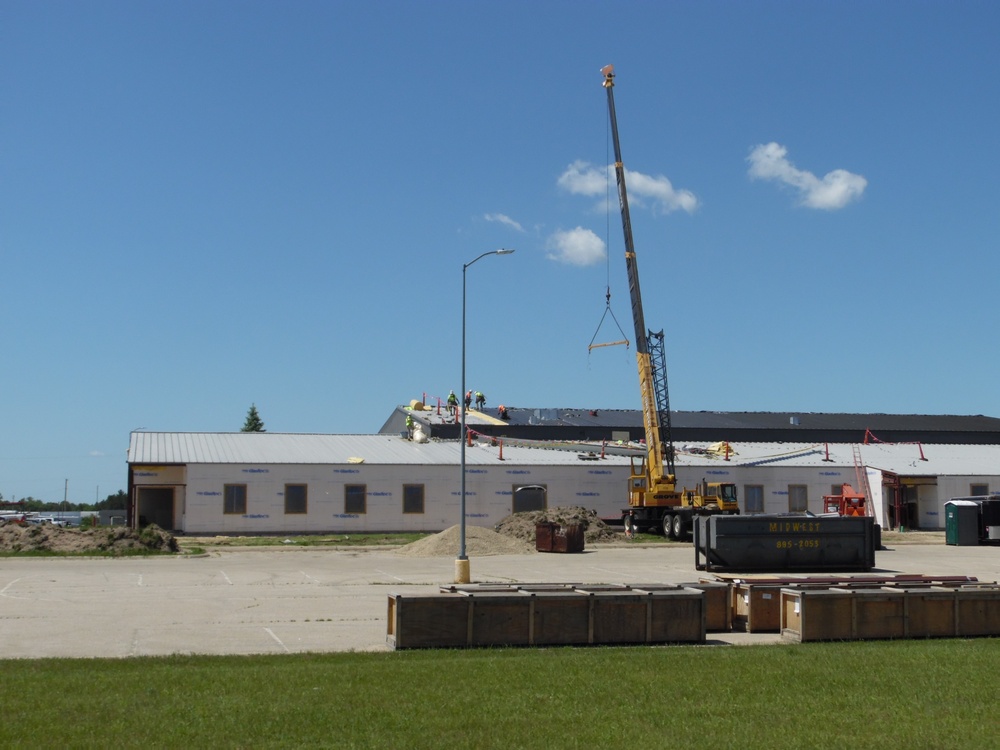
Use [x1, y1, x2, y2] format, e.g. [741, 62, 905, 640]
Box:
[2, 640, 997, 749]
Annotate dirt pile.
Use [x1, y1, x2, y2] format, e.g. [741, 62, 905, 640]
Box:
[495, 506, 620, 544]
[0, 524, 178, 554]
[395, 525, 535, 557]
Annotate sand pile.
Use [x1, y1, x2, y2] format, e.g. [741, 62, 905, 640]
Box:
[0, 523, 178, 554]
[395, 525, 535, 557]
[494, 506, 619, 544]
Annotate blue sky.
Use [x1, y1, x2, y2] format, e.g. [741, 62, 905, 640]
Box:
[3, 1, 999, 503]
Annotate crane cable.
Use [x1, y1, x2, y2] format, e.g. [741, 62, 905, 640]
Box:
[588, 105, 630, 354]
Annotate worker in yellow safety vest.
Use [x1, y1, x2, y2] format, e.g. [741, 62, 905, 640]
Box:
[446, 390, 458, 416]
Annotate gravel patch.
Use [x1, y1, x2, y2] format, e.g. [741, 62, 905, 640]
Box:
[395, 525, 535, 557]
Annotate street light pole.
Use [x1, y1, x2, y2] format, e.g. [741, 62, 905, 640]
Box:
[456, 247, 515, 584]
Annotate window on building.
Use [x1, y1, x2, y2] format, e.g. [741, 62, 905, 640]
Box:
[285, 484, 307, 514]
[345, 484, 367, 514]
[224, 484, 247, 515]
[513, 484, 547, 514]
[402, 484, 424, 514]
[788, 485, 808, 513]
[744, 485, 764, 514]
[971, 483, 989, 496]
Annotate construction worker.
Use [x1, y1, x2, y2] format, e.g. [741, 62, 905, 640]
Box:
[498, 404, 509, 420]
[475, 391, 486, 410]
[446, 390, 458, 416]
[405, 414, 414, 440]
[464, 390, 472, 410]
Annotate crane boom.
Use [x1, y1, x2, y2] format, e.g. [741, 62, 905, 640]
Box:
[601, 65, 738, 538]
[602, 64, 677, 494]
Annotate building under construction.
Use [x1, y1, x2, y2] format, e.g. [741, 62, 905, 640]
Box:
[124, 407, 1000, 535]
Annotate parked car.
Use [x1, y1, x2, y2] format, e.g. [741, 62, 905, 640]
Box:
[25, 515, 68, 527]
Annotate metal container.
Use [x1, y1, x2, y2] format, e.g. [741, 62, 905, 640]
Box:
[981, 499, 1000, 541]
[535, 522, 585, 553]
[694, 514, 877, 573]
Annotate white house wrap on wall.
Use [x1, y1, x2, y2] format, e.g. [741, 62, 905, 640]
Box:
[126, 432, 1000, 533]
[126, 432, 633, 535]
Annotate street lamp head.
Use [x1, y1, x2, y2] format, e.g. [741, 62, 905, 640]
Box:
[496, 248, 515, 255]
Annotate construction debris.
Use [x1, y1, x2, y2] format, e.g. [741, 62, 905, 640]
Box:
[0, 523, 178, 554]
[495, 506, 619, 544]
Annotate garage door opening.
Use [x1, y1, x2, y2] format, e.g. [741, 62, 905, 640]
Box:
[136, 487, 175, 530]
[512, 484, 547, 514]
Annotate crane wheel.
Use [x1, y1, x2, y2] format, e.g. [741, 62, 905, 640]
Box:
[671, 514, 687, 541]
[623, 514, 636, 538]
[663, 513, 676, 539]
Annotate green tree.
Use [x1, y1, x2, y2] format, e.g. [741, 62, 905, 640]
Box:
[241, 403, 266, 432]
[95, 490, 128, 511]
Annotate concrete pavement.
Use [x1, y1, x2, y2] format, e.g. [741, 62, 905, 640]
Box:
[2, 542, 998, 658]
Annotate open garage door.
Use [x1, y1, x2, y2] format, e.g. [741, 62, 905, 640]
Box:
[512, 484, 547, 514]
[136, 487, 175, 530]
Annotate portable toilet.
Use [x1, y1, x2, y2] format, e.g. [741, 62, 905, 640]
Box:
[945, 500, 980, 546]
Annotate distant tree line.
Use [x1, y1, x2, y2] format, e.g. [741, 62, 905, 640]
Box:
[1, 489, 127, 512]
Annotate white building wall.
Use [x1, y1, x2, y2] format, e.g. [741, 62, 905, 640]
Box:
[707, 464, 856, 516]
[922, 476, 1000, 530]
[136, 455, 1000, 535]
[179, 462, 632, 534]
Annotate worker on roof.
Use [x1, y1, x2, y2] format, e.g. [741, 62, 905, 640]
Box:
[405, 414, 415, 440]
[475, 391, 486, 410]
[464, 390, 472, 409]
[446, 390, 458, 416]
[498, 404, 509, 420]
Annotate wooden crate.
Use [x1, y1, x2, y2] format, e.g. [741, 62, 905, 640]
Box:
[463, 592, 533, 647]
[897, 587, 958, 638]
[955, 586, 1000, 637]
[733, 583, 784, 632]
[852, 588, 907, 640]
[590, 591, 651, 644]
[647, 589, 706, 643]
[781, 588, 854, 642]
[682, 581, 732, 632]
[388, 586, 707, 649]
[782, 587, 961, 642]
[531, 591, 593, 646]
[387, 593, 471, 649]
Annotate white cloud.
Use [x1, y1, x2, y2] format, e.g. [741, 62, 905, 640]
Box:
[483, 213, 524, 232]
[557, 160, 609, 198]
[557, 160, 698, 214]
[748, 142, 867, 210]
[545, 227, 606, 267]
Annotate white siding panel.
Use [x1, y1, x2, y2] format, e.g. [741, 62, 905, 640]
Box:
[179, 462, 633, 534]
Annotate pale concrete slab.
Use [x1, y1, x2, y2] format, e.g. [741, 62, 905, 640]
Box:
[1, 542, 997, 658]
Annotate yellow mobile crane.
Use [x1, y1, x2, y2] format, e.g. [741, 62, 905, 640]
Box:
[602, 64, 739, 539]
